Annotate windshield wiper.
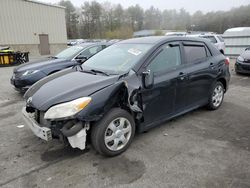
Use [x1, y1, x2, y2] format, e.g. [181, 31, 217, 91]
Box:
[89, 69, 110, 76]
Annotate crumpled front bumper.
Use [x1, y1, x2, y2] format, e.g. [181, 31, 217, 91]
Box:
[22, 107, 87, 150]
[22, 107, 52, 141]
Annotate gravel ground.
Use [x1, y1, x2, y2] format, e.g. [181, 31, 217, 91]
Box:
[0, 59, 249, 188]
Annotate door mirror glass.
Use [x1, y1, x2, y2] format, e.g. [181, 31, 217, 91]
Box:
[75, 56, 87, 64]
[143, 70, 154, 89]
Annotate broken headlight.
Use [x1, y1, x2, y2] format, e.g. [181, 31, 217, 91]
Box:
[44, 97, 91, 120]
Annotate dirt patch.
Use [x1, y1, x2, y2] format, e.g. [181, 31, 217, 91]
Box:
[97, 156, 145, 185]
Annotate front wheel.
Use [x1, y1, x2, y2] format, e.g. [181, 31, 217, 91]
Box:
[91, 108, 135, 157]
[207, 82, 224, 110]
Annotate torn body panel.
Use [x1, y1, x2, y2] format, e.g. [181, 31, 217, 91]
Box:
[76, 70, 143, 123]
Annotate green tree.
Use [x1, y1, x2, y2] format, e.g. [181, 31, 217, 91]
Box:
[126, 4, 144, 31]
[58, 0, 79, 39]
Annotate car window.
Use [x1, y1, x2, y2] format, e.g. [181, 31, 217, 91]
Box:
[184, 45, 208, 64]
[55, 46, 84, 60]
[77, 46, 102, 59]
[201, 36, 217, 43]
[148, 44, 182, 73]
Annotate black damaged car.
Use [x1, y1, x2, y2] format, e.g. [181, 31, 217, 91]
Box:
[235, 47, 250, 74]
[11, 43, 109, 91]
[22, 36, 230, 156]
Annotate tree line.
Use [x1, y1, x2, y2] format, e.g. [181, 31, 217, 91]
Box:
[58, 0, 250, 39]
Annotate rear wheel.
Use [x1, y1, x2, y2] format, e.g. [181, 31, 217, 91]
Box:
[91, 108, 135, 157]
[207, 82, 224, 110]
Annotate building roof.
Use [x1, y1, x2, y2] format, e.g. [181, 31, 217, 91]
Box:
[223, 27, 250, 37]
[23, 0, 65, 9]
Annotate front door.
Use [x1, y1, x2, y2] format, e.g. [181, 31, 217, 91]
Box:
[140, 42, 185, 127]
[39, 34, 50, 55]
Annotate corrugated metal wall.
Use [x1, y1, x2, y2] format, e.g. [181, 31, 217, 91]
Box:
[0, 0, 67, 45]
[224, 37, 250, 56]
[223, 27, 250, 56]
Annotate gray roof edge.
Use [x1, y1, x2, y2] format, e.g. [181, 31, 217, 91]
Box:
[23, 0, 65, 9]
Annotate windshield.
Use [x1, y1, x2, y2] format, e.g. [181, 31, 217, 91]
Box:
[82, 43, 152, 74]
[55, 46, 84, 60]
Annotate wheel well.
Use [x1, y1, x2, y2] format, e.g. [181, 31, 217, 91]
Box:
[217, 78, 227, 92]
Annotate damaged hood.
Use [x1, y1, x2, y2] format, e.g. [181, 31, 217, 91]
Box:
[24, 69, 120, 111]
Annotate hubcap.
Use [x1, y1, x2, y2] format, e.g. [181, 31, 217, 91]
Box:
[104, 117, 132, 151]
[212, 85, 223, 107]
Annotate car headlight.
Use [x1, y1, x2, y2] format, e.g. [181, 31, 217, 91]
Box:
[237, 56, 244, 62]
[22, 70, 39, 76]
[44, 97, 91, 120]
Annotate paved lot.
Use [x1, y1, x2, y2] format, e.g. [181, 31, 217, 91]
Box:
[0, 60, 249, 188]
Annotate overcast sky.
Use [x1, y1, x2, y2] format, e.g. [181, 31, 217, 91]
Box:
[40, 0, 250, 13]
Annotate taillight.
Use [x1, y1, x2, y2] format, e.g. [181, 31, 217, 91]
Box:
[225, 57, 230, 65]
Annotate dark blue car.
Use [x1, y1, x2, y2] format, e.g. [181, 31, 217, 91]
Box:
[11, 43, 110, 91]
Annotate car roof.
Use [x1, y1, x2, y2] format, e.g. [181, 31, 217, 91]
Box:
[119, 36, 209, 45]
[119, 36, 168, 44]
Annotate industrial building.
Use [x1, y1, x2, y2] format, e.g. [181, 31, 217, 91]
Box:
[0, 0, 67, 56]
[223, 27, 250, 56]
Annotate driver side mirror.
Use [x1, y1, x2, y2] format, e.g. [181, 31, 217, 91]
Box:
[245, 47, 250, 51]
[142, 70, 154, 89]
[75, 56, 88, 64]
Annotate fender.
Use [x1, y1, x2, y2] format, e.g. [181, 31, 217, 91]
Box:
[76, 71, 143, 122]
[76, 81, 126, 121]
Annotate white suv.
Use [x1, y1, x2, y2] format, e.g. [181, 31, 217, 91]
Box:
[189, 33, 226, 54]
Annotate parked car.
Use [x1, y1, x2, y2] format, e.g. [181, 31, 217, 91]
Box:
[108, 39, 122, 44]
[67, 39, 85, 46]
[189, 33, 226, 54]
[165, 32, 187, 36]
[22, 36, 230, 156]
[235, 47, 250, 74]
[11, 43, 110, 91]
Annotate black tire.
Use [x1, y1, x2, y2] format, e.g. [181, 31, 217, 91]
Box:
[91, 108, 135, 157]
[207, 81, 224, 110]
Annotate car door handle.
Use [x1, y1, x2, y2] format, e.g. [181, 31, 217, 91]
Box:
[178, 72, 187, 81]
[209, 62, 215, 69]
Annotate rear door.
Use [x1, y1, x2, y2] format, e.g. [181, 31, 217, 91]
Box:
[182, 42, 216, 107]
